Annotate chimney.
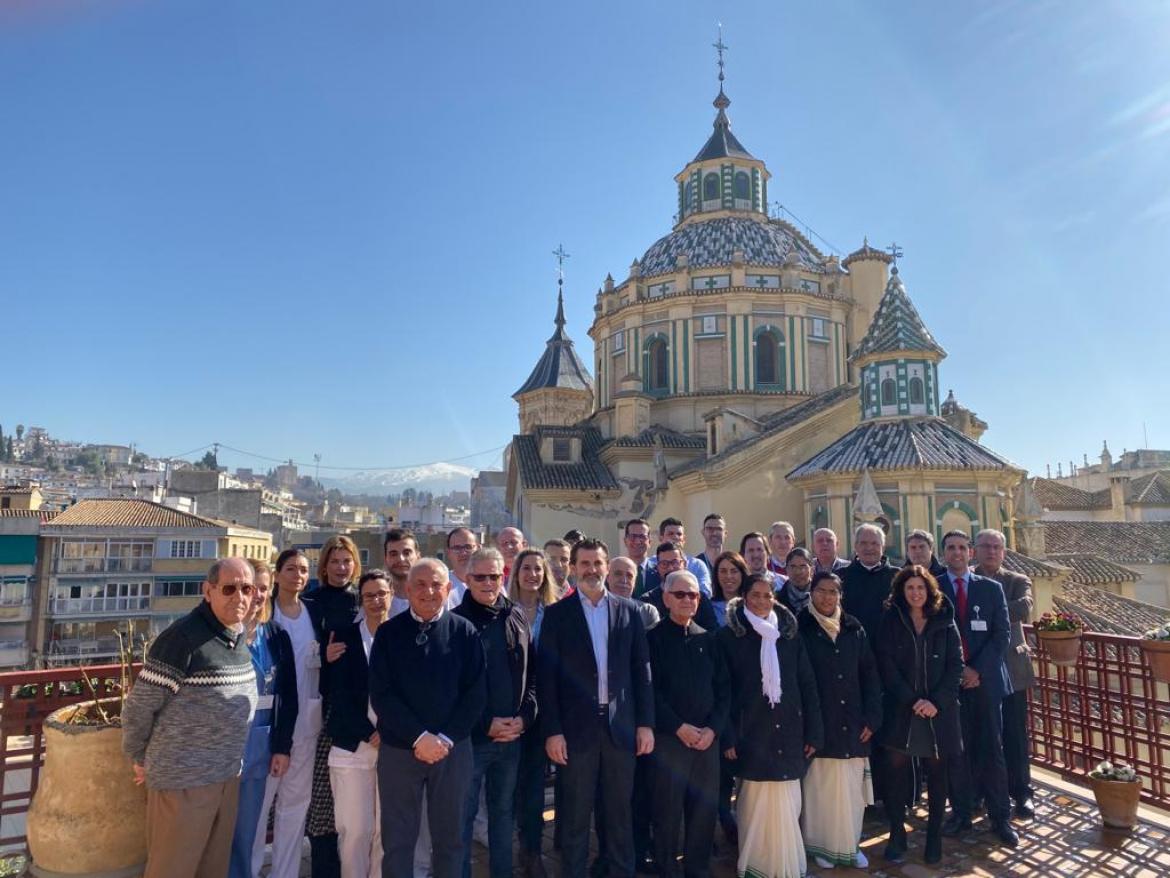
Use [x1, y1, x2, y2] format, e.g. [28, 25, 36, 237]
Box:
[1109, 475, 1130, 522]
[1046, 464, 1052, 478]
[1057, 463, 1063, 478]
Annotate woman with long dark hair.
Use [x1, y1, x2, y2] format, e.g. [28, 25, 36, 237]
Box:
[876, 565, 963, 865]
[711, 550, 748, 846]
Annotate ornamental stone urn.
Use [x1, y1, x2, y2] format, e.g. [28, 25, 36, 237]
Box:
[26, 698, 146, 877]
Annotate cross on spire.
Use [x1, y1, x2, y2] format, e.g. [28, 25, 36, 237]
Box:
[714, 24, 728, 86]
[887, 241, 903, 269]
[552, 243, 571, 286]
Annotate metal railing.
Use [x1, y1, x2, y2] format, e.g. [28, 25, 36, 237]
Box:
[1026, 625, 1170, 809]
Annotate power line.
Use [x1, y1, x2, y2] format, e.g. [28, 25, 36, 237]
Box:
[174, 441, 509, 473]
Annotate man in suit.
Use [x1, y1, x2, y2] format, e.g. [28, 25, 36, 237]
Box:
[540, 537, 655, 878]
[936, 530, 1018, 848]
[623, 519, 654, 597]
[973, 528, 1036, 820]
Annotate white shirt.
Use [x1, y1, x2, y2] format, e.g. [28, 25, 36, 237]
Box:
[446, 571, 468, 609]
[578, 587, 610, 706]
[273, 601, 323, 741]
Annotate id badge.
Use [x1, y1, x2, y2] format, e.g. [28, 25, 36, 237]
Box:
[970, 620, 988, 631]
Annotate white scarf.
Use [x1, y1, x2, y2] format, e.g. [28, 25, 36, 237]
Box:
[745, 608, 783, 706]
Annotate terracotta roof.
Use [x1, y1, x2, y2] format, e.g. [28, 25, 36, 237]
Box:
[511, 426, 619, 493]
[0, 509, 56, 521]
[788, 417, 1017, 479]
[45, 499, 233, 530]
[0, 487, 38, 495]
[1042, 520, 1170, 564]
[1027, 477, 1110, 511]
[672, 383, 857, 477]
[1129, 470, 1170, 506]
[1001, 549, 1063, 579]
[1046, 553, 1141, 585]
[852, 268, 945, 361]
[1054, 582, 1170, 636]
[609, 426, 706, 450]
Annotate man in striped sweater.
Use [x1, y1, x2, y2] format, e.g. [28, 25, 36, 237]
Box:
[122, 557, 259, 878]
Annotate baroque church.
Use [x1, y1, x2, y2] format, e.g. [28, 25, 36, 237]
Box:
[503, 63, 1025, 561]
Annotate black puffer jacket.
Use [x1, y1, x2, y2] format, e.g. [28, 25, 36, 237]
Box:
[875, 600, 963, 757]
[798, 610, 882, 759]
[717, 598, 823, 782]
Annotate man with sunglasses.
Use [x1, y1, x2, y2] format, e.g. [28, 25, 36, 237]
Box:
[647, 570, 729, 878]
[123, 557, 260, 878]
[453, 547, 537, 877]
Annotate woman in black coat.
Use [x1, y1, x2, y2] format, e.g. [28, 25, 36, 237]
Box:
[718, 574, 823, 878]
[798, 572, 883, 870]
[876, 565, 963, 866]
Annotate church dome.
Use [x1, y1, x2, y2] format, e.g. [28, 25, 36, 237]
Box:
[636, 215, 823, 278]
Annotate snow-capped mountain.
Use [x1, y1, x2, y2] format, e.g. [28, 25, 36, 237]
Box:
[320, 462, 476, 496]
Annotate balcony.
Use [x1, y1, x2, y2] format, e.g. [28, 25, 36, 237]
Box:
[0, 602, 31, 624]
[0, 643, 27, 669]
[50, 596, 150, 617]
[55, 558, 152, 575]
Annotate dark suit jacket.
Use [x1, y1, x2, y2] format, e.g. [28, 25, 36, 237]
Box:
[324, 620, 377, 752]
[538, 590, 654, 752]
[641, 585, 718, 631]
[976, 565, 1036, 692]
[939, 571, 1012, 699]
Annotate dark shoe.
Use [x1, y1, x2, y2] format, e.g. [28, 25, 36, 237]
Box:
[924, 831, 942, 864]
[1014, 798, 1036, 819]
[941, 814, 972, 837]
[884, 823, 907, 862]
[993, 821, 1020, 848]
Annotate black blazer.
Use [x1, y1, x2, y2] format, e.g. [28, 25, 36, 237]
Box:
[261, 623, 298, 757]
[538, 590, 654, 752]
[323, 620, 377, 753]
[640, 585, 718, 631]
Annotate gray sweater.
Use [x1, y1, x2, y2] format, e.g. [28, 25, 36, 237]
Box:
[122, 600, 257, 790]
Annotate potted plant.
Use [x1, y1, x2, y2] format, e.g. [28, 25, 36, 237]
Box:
[1139, 622, 1170, 684]
[1086, 760, 1142, 829]
[1035, 610, 1085, 666]
[26, 629, 147, 876]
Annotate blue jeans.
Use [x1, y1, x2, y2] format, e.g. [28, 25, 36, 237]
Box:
[461, 739, 521, 878]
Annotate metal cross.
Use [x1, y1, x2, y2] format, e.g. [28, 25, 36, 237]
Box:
[714, 25, 727, 84]
[887, 242, 903, 265]
[552, 244, 571, 282]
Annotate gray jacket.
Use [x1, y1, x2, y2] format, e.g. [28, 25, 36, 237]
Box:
[977, 565, 1036, 692]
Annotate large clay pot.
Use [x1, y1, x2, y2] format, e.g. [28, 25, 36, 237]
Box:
[27, 698, 146, 877]
[1037, 629, 1081, 667]
[1140, 639, 1170, 684]
[1087, 776, 1142, 829]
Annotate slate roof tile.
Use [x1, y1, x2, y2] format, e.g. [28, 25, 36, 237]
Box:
[512, 426, 619, 493]
[1041, 520, 1170, 564]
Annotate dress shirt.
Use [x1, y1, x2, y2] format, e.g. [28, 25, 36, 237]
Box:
[578, 587, 610, 705]
[446, 572, 468, 610]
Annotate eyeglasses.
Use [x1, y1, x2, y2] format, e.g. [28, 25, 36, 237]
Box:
[216, 583, 254, 597]
[449, 544, 476, 553]
[668, 591, 700, 601]
[469, 573, 504, 583]
[362, 590, 391, 602]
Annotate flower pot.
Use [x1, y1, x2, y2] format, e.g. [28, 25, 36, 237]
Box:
[1087, 776, 1142, 829]
[1037, 629, 1081, 666]
[1140, 639, 1170, 684]
[27, 698, 146, 876]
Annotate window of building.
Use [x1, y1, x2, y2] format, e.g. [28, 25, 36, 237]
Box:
[0, 577, 29, 606]
[170, 540, 202, 559]
[1, 498, 9, 510]
[552, 438, 572, 462]
[809, 317, 828, 339]
[160, 580, 203, 597]
[703, 173, 719, 201]
[612, 330, 625, 352]
[909, 376, 925, 405]
[881, 377, 897, 406]
[733, 171, 750, 200]
[647, 339, 670, 392]
[754, 330, 784, 387]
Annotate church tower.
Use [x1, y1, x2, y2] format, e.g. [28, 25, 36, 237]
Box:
[513, 253, 595, 434]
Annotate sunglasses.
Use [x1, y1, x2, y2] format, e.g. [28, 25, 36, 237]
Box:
[469, 573, 504, 583]
[668, 591, 700, 601]
[216, 583, 254, 597]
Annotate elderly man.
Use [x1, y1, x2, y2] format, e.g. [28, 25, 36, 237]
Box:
[937, 530, 1017, 847]
[840, 523, 896, 643]
[767, 521, 797, 578]
[643, 518, 712, 597]
[608, 556, 659, 630]
[453, 548, 536, 878]
[648, 570, 729, 878]
[123, 558, 259, 878]
[812, 528, 849, 575]
[905, 529, 947, 579]
[695, 513, 727, 576]
[540, 538, 655, 878]
[370, 558, 487, 878]
[495, 527, 526, 581]
[973, 528, 1036, 820]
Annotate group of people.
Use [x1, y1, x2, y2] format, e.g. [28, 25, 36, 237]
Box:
[121, 514, 1035, 878]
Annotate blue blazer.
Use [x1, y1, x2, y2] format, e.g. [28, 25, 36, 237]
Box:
[538, 591, 654, 752]
[939, 571, 1012, 699]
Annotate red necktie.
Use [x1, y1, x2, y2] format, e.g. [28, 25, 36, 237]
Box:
[956, 577, 970, 661]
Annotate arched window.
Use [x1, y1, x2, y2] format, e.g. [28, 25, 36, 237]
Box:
[909, 376, 925, 405]
[881, 378, 896, 406]
[703, 173, 720, 201]
[734, 171, 750, 200]
[755, 330, 784, 387]
[648, 339, 670, 392]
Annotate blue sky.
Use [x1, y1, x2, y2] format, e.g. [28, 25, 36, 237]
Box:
[2, 1, 1167, 478]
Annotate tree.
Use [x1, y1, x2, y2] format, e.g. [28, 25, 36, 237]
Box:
[197, 451, 218, 471]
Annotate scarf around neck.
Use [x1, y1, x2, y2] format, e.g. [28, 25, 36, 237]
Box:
[744, 608, 783, 707]
[783, 581, 811, 614]
[809, 602, 842, 642]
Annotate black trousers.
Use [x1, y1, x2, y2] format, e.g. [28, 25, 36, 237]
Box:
[596, 752, 652, 864]
[1001, 689, 1033, 804]
[560, 713, 636, 878]
[651, 736, 719, 878]
[948, 687, 1010, 823]
[378, 740, 473, 878]
[718, 753, 737, 828]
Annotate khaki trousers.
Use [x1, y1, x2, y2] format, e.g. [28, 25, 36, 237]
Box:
[145, 776, 241, 878]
